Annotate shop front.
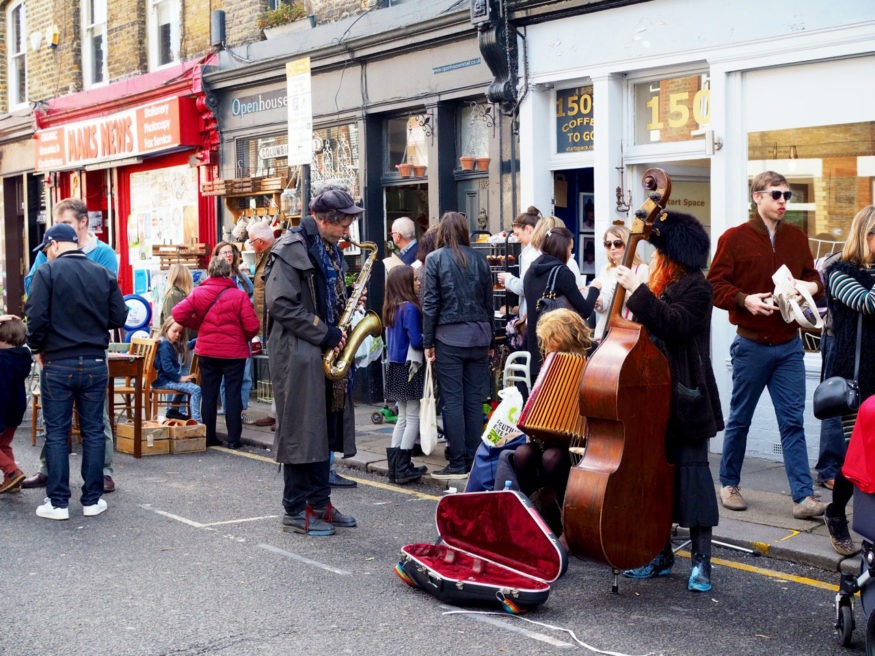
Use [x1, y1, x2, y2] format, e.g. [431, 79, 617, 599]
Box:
[33, 62, 219, 315]
[0, 114, 43, 315]
[518, 0, 875, 462]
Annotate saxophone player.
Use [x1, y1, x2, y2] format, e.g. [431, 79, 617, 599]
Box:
[264, 186, 363, 537]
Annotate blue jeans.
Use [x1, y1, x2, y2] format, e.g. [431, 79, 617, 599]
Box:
[719, 336, 814, 502]
[201, 357, 245, 446]
[41, 357, 108, 508]
[220, 357, 252, 412]
[159, 381, 202, 422]
[434, 342, 490, 470]
[815, 334, 845, 481]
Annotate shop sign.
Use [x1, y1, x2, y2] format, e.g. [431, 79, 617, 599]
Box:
[633, 73, 710, 145]
[34, 97, 199, 171]
[230, 89, 288, 119]
[556, 86, 594, 153]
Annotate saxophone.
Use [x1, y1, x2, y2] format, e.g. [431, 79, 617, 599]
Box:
[324, 240, 383, 381]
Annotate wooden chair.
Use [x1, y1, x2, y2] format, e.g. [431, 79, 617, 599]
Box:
[114, 337, 157, 422]
[148, 349, 197, 420]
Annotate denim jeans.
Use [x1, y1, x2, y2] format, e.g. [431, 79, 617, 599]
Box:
[200, 357, 245, 445]
[220, 357, 252, 412]
[815, 334, 846, 481]
[434, 342, 490, 470]
[41, 357, 108, 508]
[719, 336, 814, 502]
[159, 381, 202, 422]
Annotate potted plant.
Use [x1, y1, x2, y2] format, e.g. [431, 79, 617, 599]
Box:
[475, 157, 490, 171]
[396, 163, 414, 177]
[259, 2, 310, 38]
[459, 156, 475, 171]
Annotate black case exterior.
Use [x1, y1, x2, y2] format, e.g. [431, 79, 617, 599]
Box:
[397, 489, 567, 613]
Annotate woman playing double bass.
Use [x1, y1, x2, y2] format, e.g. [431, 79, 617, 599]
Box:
[613, 211, 723, 592]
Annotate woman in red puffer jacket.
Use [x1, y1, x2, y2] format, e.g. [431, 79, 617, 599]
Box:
[174, 256, 259, 448]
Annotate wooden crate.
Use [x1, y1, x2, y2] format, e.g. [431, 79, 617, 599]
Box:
[167, 423, 206, 439]
[116, 421, 170, 456]
[170, 436, 207, 454]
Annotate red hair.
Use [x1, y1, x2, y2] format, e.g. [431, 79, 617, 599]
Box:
[649, 252, 686, 298]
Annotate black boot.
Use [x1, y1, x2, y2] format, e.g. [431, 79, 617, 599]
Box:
[385, 447, 399, 484]
[395, 449, 422, 485]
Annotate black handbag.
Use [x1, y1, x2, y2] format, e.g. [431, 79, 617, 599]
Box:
[535, 266, 571, 315]
[813, 313, 862, 420]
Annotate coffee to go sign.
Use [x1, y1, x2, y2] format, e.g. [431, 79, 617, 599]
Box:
[34, 96, 200, 171]
[556, 86, 594, 153]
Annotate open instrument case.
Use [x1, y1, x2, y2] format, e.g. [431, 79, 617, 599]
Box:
[395, 489, 568, 613]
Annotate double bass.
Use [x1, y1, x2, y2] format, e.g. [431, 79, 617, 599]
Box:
[562, 169, 674, 577]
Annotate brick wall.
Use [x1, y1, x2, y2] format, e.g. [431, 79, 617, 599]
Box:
[214, 0, 265, 47]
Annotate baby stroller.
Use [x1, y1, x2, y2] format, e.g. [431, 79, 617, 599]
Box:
[834, 489, 875, 652]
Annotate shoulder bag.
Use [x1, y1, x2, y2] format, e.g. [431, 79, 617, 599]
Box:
[813, 313, 862, 420]
[535, 266, 571, 315]
[419, 360, 438, 456]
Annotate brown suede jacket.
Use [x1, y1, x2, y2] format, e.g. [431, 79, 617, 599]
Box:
[707, 216, 822, 345]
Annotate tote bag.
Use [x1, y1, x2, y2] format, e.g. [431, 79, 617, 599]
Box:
[419, 360, 438, 456]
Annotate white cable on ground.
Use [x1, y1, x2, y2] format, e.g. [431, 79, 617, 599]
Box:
[442, 609, 662, 656]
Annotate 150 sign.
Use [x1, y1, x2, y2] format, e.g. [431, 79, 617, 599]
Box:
[556, 86, 594, 153]
[634, 74, 710, 144]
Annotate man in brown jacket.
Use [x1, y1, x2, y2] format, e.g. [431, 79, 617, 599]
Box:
[247, 221, 276, 428]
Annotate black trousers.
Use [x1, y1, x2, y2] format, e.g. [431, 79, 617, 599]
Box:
[200, 356, 245, 445]
[282, 460, 331, 515]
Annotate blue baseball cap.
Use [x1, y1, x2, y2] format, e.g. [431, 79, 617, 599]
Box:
[33, 223, 79, 253]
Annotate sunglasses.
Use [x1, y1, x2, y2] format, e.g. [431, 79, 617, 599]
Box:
[758, 189, 793, 201]
[604, 240, 624, 249]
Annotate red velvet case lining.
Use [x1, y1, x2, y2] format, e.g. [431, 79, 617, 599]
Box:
[403, 543, 548, 590]
[430, 490, 563, 583]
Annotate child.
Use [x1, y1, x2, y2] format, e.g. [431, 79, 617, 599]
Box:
[154, 317, 202, 422]
[382, 265, 427, 484]
[511, 309, 592, 534]
[0, 315, 32, 494]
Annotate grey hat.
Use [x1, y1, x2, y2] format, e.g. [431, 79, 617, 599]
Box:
[33, 223, 79, 253]
[310, 187, 364, 215]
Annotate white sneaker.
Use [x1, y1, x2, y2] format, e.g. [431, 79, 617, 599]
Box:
[36, 498, 70, 520]
[83, 498, 108, 517]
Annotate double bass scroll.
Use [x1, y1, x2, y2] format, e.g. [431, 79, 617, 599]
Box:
[562, 169, 674, 572]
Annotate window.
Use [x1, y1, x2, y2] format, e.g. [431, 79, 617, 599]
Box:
[7, 1, 26, 109]
[82, 0, 108, 86]
[147, 0, 180, 69]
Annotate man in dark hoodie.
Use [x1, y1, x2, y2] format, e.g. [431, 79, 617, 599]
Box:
[0, 315, 32, 494]
[25, 223, 127, 520]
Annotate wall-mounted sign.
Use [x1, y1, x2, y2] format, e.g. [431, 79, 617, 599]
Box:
[34, 96, 199, 171]
[555, 85, 594, 153]
[633, 73, 710, 145]
[230, 89, 288, 120]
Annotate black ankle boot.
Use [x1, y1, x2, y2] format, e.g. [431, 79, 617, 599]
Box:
[385, 447, 399, 483]
[395, 449, 422, 485]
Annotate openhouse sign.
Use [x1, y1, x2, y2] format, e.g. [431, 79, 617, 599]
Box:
[34, 96, 200, 171]
[230, 89, 288, 120]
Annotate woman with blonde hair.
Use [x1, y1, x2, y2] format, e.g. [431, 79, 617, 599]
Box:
[820, 204, 875, 556]
[592, 224, 649, 341]
[160, 264, 194, 325]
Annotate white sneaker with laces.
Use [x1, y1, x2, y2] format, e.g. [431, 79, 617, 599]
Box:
[36, 498, 70, 520]
[83, 498, 108, 517]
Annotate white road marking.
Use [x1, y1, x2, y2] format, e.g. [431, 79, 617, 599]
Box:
[257, 543, 352, 575]
[138, 504, 278, 529]
[201, 515, 280, 527]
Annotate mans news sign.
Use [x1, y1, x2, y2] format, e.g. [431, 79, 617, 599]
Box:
[34, 97, 199, 171]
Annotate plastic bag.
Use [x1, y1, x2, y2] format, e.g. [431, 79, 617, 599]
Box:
[352, 309, 384, 367]
[481, 386, 524, 447]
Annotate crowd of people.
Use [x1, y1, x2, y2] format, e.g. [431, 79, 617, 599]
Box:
[3, 171, 874, 596]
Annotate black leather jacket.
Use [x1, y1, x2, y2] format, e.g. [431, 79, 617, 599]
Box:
[422, 245, 493, 348]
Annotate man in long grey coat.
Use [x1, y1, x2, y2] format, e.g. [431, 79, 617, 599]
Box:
[264, 187, 362, 537]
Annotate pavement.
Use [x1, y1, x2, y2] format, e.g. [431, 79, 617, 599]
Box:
[235, 399, 863, 577]
[14, 397, 861, 577]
